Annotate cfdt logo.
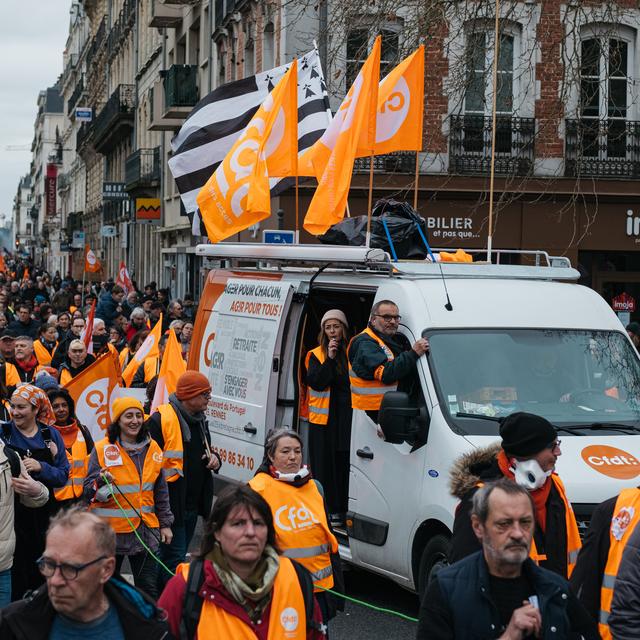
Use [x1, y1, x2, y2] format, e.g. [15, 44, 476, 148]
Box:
[581, 445, 640, 479]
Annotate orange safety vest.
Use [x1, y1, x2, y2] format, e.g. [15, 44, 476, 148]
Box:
[156, 403, 183, 483]
[33, 339, 57, 367]
[177, 556, 307, 639]
[249, 473, 338, 591]
[119, 347, 131, 371]
[347, 327, 397, 411]
[598, 487, 640, 639]
[90, 437, 163, 533]
[304, 346, 330, 426]
[54, 429, 89, 501]
[5, 363, 21, 388]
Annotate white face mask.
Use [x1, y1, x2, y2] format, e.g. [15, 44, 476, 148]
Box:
[273, 465, 310, 483]
[511, 458, 552, 491]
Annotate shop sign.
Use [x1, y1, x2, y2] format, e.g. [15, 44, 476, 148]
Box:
[45, 164, 57, 217]
[612, 292, 636, 312]
[425, 216, 481, 242]
[71, 230, 85, 249]
[75, 107, 93, 122]
[136, 198, 161, 222]
[102, 183, 128, 201]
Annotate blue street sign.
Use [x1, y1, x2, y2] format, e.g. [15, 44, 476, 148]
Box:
[263, 230, 295, 244]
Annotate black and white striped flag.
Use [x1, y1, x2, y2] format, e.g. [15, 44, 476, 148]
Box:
[168, 49, 332, 236]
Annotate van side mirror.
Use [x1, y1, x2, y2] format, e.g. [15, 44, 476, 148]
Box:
[378, 391, 420, 444]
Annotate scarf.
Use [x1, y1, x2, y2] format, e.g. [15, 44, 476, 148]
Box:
[40, 338, 56, 352]
[208, 543, 280, 621]
[169, 392, 208, 444]
[15, 354, 39, 374]
[54, 420, 79, 449]
[497, 449, 552, 532]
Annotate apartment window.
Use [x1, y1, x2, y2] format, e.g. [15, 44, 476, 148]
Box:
[245, 38, 255, 77]
[263, 23, 274, 70]
[217, 43, 226, 87]
[346, 27, 400, 87]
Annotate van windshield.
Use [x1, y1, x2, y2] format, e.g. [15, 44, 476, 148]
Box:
[427, 329, 640, 435]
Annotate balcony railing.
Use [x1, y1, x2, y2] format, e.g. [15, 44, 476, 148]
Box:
[93, 84, 135, 152]
[103, 199, 128, 224]
[565, 119, 640, 179]
[76, 122, 94, 150]
[107, 0, 136, 59]
[86, 15, 107, 68]
[163, 65, 198, 108]
[353, 151, 416, 173]
[449, 114, 535, 176]
[125, 147, 161, 191]
[67, 77, 84, 115]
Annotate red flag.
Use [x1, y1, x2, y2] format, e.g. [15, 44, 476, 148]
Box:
[115, 261, 134, 295]
[80, 301, 96, 354]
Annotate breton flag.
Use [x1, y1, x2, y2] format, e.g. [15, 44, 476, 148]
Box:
[196, 62, 298, 243]
[150, 329, 186, 412]
[64, 352, 120, 442]
[302, 37, 381, 235]
[168, 48, 331, 236]
[115, 261, 134, 295]
[356, 45, 425, 157]
[121, 314, 163, 387]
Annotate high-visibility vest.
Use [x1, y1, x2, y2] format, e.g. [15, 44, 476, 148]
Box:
[304, 346, 330, 425]
[177, 556, 307, 639]
[598, 487, 640, 639]
[59, 367, 73, 387]
[5, 363, 21, 388]
[348, 327, 397, 410]
[54, 427, 89, 501]
[156, 403, 183, 483]
[90, 437, 163, 533]
[119, 347, 131, 371]
[249, 473, 338, 591]
[143, 356, 159, 383]
[34, 339, 57, 367]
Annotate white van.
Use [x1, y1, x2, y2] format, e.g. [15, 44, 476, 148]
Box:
[189, 243, 640, 595]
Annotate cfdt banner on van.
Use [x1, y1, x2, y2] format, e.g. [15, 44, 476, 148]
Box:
[168, 49, 332, 236]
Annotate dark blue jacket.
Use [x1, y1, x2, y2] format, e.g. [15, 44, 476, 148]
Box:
[96, 292, 119, 327]
[417, 551, 598, 640]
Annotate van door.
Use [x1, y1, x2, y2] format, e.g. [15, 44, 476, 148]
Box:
[201, 276, 294, 482]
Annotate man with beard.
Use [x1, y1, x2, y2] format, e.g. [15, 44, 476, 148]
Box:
[417, 479, 597, 639]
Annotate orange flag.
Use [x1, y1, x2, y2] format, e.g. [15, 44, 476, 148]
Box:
[302, 37, 381, 235]
[196, 61, 298, 243]
[21, 267, 30, 284]
[84, 245, 101, 273]
[356, 45, 424, 156]
[64, 352, 120, 442]
[150, 330, 187, 411]
[0, 255, 7, 273]
[121, 314, 163, 386]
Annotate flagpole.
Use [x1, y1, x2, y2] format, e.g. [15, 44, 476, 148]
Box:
[487, 0, 501, 264]
[413, 151, 420, 211]
[366, 152, 375, 246]
[82, 269, 86, 310]
[295, 175, 300, 243]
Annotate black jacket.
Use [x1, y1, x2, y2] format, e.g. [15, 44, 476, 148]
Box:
[8, 318, 40, 340]
[417, 552, 598, 640]
[0, 575, 171, 640]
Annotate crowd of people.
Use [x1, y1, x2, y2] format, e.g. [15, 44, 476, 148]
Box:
[0, 258, 639, 639]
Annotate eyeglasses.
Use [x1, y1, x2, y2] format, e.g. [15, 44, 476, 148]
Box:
[201, 392, 211, 399]
[547, 439, 562, 451]
[37, 555, 107, 581]
[375, 314, 401, 322]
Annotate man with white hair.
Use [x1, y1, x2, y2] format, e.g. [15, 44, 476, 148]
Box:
[125, 307, 148, 342]
[13, 336, 44, 383]
[59, 340, 96, 386]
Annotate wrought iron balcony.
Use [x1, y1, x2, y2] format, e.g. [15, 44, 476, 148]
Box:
[163, 65, 198, 112]
[93, 84, 135, 153]
[353, 151, 416, 173]
[76, 122, 94, 151]
[125, 148, 161, 192]
[449, 114, 535, 176]
[103, 200, 127, 225]
[86, 15, 107, 68]
[67, 77, 85, 115]
[565, 119, 640, 179]
[107, 0, 135, 59]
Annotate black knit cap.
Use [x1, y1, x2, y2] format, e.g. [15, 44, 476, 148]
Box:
[499, 412, 557, 457]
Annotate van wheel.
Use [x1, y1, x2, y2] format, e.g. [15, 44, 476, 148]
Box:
[417, 535, 451, 598]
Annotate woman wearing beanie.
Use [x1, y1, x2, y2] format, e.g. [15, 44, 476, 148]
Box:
[84, 397, 174, 598]
[148, 370, 221, 585]
[47, 388, 94, 511]
[304, 309, 352, 526]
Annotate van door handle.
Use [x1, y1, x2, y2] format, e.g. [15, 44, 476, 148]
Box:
[244, 425, 257, 435]
[356, 447, 374, 460]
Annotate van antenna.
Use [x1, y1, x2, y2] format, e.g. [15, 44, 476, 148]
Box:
[414, 224, 453, 311]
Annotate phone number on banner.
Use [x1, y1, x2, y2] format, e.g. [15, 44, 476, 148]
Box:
[214, 447, 255, 471]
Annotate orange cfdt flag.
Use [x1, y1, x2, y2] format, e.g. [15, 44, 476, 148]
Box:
[84, 245, 101, 273]
[150, 329, 187, 411]
[121, 314, 163, 387]
[302, 37, 381, 235]
[0, 255, 7, 273]
[196, 61, 298, 243]
[355, 45, 425, 157]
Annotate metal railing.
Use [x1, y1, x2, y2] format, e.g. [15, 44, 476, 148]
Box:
[76, 122, 94, 150]
[107, 0, 136, 59]
[93, 84, 135, 143]
[86, 15, 107, 68]
[163, 65, 199, 108]
[125, 148, 161, 190]
[67, 77, 84, 115]
[565, 119, 640, 179]
[449, 114, 535, 176]
[353, 151, 416, 173]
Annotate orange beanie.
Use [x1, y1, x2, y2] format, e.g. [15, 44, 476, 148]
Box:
[176, 371, 211, 401]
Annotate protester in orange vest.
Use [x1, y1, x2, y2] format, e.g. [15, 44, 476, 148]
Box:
[47, 388, 94, 511]
[449, 412, 581, 580]
[304, 309, 352, 527]
[33, 324, 58, 367]
[348, 299, 429, 422]
[249, 429, 342, 628]
[119, 329, 149, 371]
[84, 397, 173, 598]
[59, 340, 96, 386]
[148, 370, 221, 583]
[13, 336, 46, 383]
[158, 484, 326, 639]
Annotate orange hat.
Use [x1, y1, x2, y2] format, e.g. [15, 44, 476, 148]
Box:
[176, 371, 211, 401]
[111, 397, 144, 422]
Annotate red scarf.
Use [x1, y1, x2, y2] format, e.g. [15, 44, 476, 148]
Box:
[15, 354, 39, 374]
[497, 449, 552, 532]
[53, 420, 79, 450]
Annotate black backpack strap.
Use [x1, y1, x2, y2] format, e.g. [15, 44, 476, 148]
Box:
[292, 560, 325, 634]
[180, 558, 205, 640]
[40, 425, 52, 446]
[1, 421, 11, 443]
[4, 445, 21, 477]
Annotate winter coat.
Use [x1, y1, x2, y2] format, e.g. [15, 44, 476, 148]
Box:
[8, 318, 40, 340]
[608, 520, 640, 639]
[96, 292, 120, 327]
[449, 443, 572, 578]
[0, 574, 171, 639]
[0, 441, 48, 572]
[417, 551, 598, 640]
